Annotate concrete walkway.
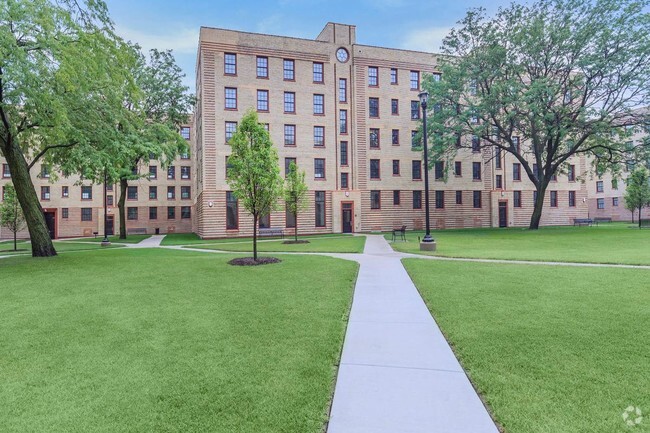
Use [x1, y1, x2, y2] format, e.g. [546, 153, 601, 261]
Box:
[326, 235, 498, 433]
[129, 235, 166, 248]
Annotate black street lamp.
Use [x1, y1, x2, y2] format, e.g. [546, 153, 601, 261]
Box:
[419, 90, 436, 250]
[101, 167, 111, 247]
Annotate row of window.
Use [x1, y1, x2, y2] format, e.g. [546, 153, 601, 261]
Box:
[72, 206, 191, 222]
[595, 179, 620, 192]
[33, 185, 191, 202]
[367, 67, 430, 90]
[596, 197, 620, 209]
[225, 54, 325, 83]
[369, 190, 483, 210]
[369, 97, 423, 120]
[1, 164, 191, 181]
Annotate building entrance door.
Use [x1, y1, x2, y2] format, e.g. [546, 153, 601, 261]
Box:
[342, 203, 354, 233]
[106, 215, 114, 236]
[43, 211, 56, 239]
[498, 202, 508, 228]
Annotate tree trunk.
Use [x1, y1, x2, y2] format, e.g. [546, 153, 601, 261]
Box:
[639, 207, 642, 228]
[2, 138, 56, 257]
[253, 214, 258, 261]
[13, 228, 17, 252]
[528, 182, 549, 230]
[118, 178, 128, 239]
[294, 206, 298, 242]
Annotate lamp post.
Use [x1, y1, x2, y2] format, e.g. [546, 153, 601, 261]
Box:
[419, 90, 436, 251]
[101, 167, 111, 247]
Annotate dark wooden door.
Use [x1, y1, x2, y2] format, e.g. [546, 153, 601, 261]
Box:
[43, 211, 56, 239]
[107, 216, 114, 236]
[498, 202, 508, 228]
[342, 203, 353, 233]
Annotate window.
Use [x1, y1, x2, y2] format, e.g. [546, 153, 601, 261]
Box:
[227, 192, 238, 229]
[283, 59, 294, 80]
[392, 160, 400, 176]
[435, 190, 445, 209]
[107, 184, 113, 192]
[62, 186, 69, 198]
[81, 186, 93, 200]
[339, 110, 348, 134]
[495, 147, 502, 169]
[393, 190, 401, 205]
[225, 121, 237, 143]
[435, 161, 444, 180]
[513, 163, 521, 181]
[496, 174, 503, 189]
[181, 166, 190, 180]
[513, 136, 520, 153]
[225, 87, 237, 109]
[411, 101, 420, 120]
[256, 56, 268, 78]
[181, 186, 191, 200]
[180, 206, 190, 219]
[369, 97, 379, 118]
[612, 179, 619, 190]
[411, 130, 419, 148]
[149, 207, 158, 220]
[284, 92, 295, 113]
[40, 165, 50, 178]
[472, 135, 480, 152]
[167, 166, 176, 180]
[613, 197, 619, 207]
[286, 206, 296, 228]
[368, 66, 378, 86]
[41, 186, 50, 200]
[410, 71, 420, 90]
[62, 208, 69, 219]
[469, 79, 477, 95]
[568, 164, 576, 182]
[127, 186, 137, 200]
[341, 172, 349, 189]
[314, 158, 325, 179]
[167, 186, 176, 200]
[149, 165, 157, 179]
[514, 191, 522, 207]
[127, 207, 138, 220]
[314, 126, 324, 147]
[412, 160, 422, 180]
[2, 164, 10, 178]
[550, 191, 558, 207]
[167, 206, 176, 220]
[596, 180, 604, 193]
[568, 190, 576, 207]
[284, 124, 296, 146]
[339, 78, 347, 102]
[456, 191, 463, 205]
[413, 191, 422, 209]
[285, 157, 297, 176]
[370, 190, 381, 209]
[340, 141, 348, 165]
[392, 129, 399, 145]
[551, 173, 558, 182]
[257, 90, 269, 111]
[369, 128, 380, 148]
[313, 62, 324, 83]
[391, 99, 399, 115]
[224, 53, 236, 75]
[370, 159, 380, 179]
[597, 198, 605, 209]
[390, 68, 398, 84]
[454, 161, 462, 177]
[473, 191, 482, 208]
[315, 191, 326, 226]
[313, 94, 324, 115]
[180, 127, 190, 140]
[149, 186, 157, 200]
[473, 162, 482, 180]
[107, 195, 113, 206]
[81, 208, 92, 221]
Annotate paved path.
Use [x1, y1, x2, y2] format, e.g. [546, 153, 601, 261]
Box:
[326, 235, 499, 433]
[129, 235, 166, 248]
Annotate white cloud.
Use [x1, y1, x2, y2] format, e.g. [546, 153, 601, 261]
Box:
[115, 25, 199, 55]
[399, 26, 451, 53]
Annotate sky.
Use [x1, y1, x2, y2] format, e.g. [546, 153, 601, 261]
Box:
[104, 0, 513, 90]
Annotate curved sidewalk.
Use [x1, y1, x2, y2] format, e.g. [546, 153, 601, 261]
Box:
[326, 235, 498, 433]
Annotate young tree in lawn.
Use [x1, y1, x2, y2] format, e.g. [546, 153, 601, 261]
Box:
[0, 0, 136, 256]
[425, 0, 650, 229]
[624, 168, 650, 227]
[0, 185, 26, 251]
[284, 162, 308, 242]
[227, 110, 283, 261]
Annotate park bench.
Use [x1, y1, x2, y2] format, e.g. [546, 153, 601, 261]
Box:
[392, 225, 407, 242]
[573, 218, 594, 227]
[259, 228, 284, 239]
[594, 217, 612, 224]
[640, 219, 650, 228]
[127, 228, 148, 235]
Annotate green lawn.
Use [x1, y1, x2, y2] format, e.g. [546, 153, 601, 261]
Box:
[71, 234, 151, 244]
[387, 223, 650, 265]
[0, 249, 358, 433]
[160, 232, 202, 245]
[0, 240, 119, 255]
[162, 232, 357, 246]
[185, 235, 366, 253]
[403, 259, 650, 433]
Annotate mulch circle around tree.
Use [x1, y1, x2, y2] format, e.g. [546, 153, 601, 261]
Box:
[282, 240, 310, 245]
[228, 257, 282, 266]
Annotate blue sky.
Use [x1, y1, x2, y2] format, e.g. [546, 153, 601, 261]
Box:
[105, 0, 512, 90]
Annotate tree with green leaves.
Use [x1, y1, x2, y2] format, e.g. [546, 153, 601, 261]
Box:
[227, 110, 283, 261]
[624, 168, 650, 227]
[425, 0, 650, 229]
[284, 162, 308, 243]
[0, 184, 26, 251]
[0, 0, 137, 256]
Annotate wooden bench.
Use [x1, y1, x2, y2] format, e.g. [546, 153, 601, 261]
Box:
[573, 218, 594, 227]
[594, 217, 612, 223]
[128, 228, 148, 235]
[640, 219, 650, 228]
[259, 228, 284, 239]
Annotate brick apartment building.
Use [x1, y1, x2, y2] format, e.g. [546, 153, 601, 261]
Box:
[193, 22, 589, 238]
